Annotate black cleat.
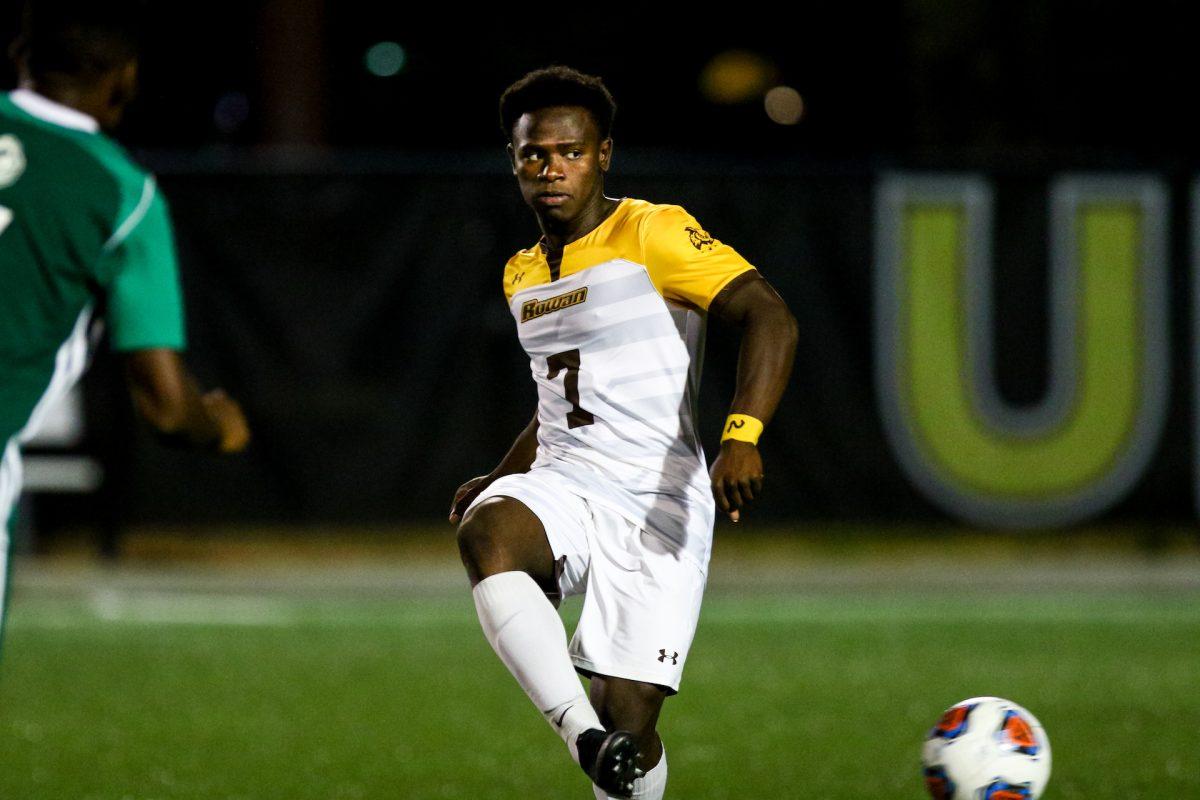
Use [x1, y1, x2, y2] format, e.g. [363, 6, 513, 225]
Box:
[575, 728, 642, 798]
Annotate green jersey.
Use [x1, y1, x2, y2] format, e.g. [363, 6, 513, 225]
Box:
[0, 89, 186, 447]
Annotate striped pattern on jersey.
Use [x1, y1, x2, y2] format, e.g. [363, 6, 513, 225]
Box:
[503, 198, 756, 566]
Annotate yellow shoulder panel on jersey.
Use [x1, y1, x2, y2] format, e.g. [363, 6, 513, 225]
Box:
[502, 197, 757, 309]
[636, 203, 757, 310]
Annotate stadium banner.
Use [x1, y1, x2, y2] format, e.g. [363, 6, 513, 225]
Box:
[874, 174, 1169, 527]
[72, 166, 1196, 528]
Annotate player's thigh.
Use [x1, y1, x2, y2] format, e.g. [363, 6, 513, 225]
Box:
[457, 495, 557, 587]
[569, 512, 708, 693]
[458, 471, 593, 597]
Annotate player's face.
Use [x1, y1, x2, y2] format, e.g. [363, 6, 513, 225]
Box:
[508, 106, 611, 223]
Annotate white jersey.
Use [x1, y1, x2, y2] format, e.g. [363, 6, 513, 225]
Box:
[502, 198, 756, 567]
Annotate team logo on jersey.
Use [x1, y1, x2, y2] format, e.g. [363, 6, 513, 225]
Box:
[685, 225, 714, 251]
[0, 134, 27, 188]
[520, 287, 588, 322]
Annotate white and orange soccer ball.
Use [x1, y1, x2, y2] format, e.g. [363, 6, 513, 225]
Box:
[921, 697, 1052, 800]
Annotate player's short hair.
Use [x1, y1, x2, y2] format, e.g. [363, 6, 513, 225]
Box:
[10, 0, 144, 84]
[499, 66, 616, 142]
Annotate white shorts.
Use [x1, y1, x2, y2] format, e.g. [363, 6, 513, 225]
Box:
[469, 467, 709, 693]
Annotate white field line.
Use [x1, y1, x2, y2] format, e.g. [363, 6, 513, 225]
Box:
[698, 603, 1200, 626]
[87, 589, 300, 627]
[5, 591, 1200, 630]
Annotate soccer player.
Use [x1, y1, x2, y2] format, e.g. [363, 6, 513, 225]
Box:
[449, 67, 798, 798]
[0, 1, 250, 650]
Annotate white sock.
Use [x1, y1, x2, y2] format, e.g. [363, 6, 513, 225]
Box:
[592, 746, 667, 800]
[472, 571, 602, 762]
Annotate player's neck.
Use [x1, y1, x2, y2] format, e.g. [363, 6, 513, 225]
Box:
[20, 78, 105, 127]
[538, 195, 621, 252]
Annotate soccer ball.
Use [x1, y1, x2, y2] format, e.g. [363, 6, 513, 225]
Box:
[921, 696, 1052, 800]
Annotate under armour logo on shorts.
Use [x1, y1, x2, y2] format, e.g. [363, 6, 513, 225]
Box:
[657, 649, 679, 665]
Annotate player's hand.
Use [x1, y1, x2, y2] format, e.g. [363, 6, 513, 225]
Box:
[709, 440, 763, 523]
[202, 389, 250, 454]
[449, 474, 493, 524]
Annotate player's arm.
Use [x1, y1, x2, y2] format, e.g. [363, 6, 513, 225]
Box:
[449, 410, 539, 523]
[105, 180, 249, 453]
[642, 206, 798, 522]
[124, 349, 249, 452]
[707, 271, 798, 522]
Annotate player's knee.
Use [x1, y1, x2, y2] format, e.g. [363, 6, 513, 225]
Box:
[598, 683, 667, 745]
[612, 712, 660, 761]
[457, 496, 556, 588]
[628, 720, 660, 757]
[456, 499, 520, 582]
[456, 510, 496, 580]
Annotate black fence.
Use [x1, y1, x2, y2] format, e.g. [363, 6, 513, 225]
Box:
[38, 153, 1200, 532]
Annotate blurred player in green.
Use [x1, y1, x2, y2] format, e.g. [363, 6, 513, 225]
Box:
[0, 1, 250, 654]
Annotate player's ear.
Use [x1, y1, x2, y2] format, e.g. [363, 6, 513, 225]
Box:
[9, 34, 36, 88]
[107, 59, 139, 118]
[599, 138, 613, 172]
[8, 33, 29, 71]
[507, 142, 518, 174]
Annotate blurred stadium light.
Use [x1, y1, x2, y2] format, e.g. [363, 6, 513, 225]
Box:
[364, 41, 406, 78]
[699, 50, 777, 105]
[764, 86, 804, 125]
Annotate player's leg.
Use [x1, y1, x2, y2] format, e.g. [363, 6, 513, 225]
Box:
[588, 676, 670, 800]
[458, 486, 638, 795]
[459, 495, 598, 743]
[0, 520, 10, 662]
[569, 509, 710, 800]
[0, 440, 22, 662]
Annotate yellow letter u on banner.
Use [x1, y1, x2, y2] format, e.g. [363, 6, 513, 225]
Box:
[875, 174, 1169, 527]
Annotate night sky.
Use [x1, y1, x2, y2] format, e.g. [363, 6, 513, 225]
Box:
[0, 1, 1193, 160]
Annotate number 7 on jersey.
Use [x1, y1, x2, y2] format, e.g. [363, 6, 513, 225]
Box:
[547, 349, 595, 429]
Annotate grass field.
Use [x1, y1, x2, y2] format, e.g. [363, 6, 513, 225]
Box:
[0, 529, 1197, 799]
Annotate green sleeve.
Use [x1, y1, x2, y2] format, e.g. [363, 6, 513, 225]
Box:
[103, 181, 187, 352]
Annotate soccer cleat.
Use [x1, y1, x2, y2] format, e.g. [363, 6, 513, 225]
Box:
[574, 728, 642, 798]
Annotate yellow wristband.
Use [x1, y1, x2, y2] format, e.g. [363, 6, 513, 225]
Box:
[721, 414, 764, 445]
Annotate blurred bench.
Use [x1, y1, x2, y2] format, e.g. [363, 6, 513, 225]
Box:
[13, 385, 103, 553]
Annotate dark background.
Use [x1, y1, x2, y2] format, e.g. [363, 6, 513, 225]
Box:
[3, 1, 1195, 157]
[4, 1, 1197, 536]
